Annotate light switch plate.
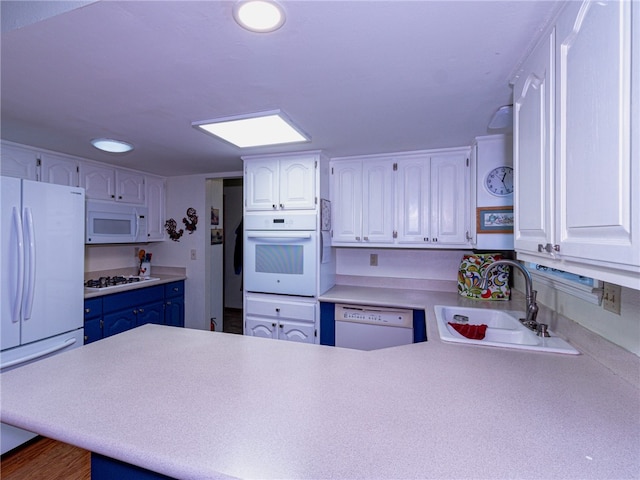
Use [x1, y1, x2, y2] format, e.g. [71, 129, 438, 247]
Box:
[602, 283, 621, 315]
[370, 254, 378, 267]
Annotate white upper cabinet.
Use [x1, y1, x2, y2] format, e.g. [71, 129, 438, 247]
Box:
[514, 0, 639, 289]
[331, 148, 470, 248]
[430, 153, 469, 245]
[39, 152, 79, 187]
[244, 153, 317, 211]
[395, 155, 430, 243]
[331, 158, 395, 244]
[0, 141, 38, 180]
[145, 175, 166, 241]
[80, 163, 145, 204]
[514, 29, 555, 256]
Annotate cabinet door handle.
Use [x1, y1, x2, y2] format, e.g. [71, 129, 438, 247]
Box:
[85, 308, 90, 314]
[279, 324, 283, 329]
[363, 236, 369, 241]
[139, 308, 144, 313]
[272, 204, 277, 209]
[355, 236, 361, 241]
[271, 323, 277, 327]
[275, 308, 280, 313]
[133, 309, 138, 314]
[166, 301, 172, 305]
[279, 204, 284, 209]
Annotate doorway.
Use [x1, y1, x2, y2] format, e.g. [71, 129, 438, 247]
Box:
[223, 178, 243, 334]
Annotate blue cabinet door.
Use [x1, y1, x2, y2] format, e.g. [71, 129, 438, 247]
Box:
[136, 301, 164, 327]
[103, 310, 137, 337]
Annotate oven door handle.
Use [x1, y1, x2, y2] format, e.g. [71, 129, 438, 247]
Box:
[246, 232, 312, 240]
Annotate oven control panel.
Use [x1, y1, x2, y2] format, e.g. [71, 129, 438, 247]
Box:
[335, 304, 412, 327]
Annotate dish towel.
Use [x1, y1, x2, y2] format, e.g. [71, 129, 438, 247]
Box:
[448, 322, 488, 340]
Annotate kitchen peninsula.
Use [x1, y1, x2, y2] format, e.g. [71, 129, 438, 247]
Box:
[1, 289, 638, 480]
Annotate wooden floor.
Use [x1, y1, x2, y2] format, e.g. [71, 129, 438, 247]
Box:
[1, 436, 90, 479]
[223, 307, 243, 335]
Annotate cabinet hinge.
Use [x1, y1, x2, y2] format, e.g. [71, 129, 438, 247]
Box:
[314, 329, 318, 337]
[393, 230, 397, 238]
[315, 160, 318, 169]
[76, 165, 80, 173]
[315, 197, 318, 205]
[393, 162, 398, 171]
[331, 167, 333, 175]
[466, 158, 469, 167]
[36, 157, 41, 167]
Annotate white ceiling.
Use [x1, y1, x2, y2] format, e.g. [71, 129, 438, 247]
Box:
[1, 1, 561, 177]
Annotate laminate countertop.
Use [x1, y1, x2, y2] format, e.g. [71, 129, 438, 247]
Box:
[1, 288, 638, 480]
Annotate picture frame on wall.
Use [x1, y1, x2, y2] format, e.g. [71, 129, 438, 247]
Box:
[477, 206, 514, 234]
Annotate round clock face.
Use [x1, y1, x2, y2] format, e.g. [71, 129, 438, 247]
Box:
[485, 166, 514, 196]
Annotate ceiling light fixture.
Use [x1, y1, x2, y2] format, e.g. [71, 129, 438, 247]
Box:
[192, 110, 310, 148]
[91, 138, 134, 153]
[233, 0, 285, 33]
[488, 105, 513, 130]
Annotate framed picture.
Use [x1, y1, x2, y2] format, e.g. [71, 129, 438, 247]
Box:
[477, 206, 514, 233]
[211, 228, 223, 245]
[211, 207, 219, 226]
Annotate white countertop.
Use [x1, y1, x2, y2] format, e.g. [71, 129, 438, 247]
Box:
[1, 288, 639, 480]
[84, 273, 187, 299]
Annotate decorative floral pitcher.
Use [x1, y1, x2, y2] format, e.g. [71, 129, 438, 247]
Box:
[458, 253, 510, 300]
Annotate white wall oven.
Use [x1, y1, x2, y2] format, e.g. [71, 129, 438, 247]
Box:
[244, 213, 317, 297]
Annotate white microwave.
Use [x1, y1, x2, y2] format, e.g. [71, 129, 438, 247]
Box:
[86, 200, 148, 244]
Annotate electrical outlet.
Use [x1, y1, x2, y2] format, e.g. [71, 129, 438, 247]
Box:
[190, 249, 197, 260]
[602, 282, 621, 315]
[370, 253, 378, 266]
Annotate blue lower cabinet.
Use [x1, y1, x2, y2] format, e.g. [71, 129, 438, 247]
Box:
[84, 281, 185, 343]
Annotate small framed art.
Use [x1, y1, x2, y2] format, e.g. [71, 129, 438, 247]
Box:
[476, 206, 514, 234]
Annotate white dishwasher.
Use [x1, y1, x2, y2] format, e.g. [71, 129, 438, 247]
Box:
[334, 304, 413, 351]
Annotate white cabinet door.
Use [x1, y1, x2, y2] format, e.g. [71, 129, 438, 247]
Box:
[245, 155, 317, 211]
[278, 320, 315, 343]
[279, 157, 316, 210]
[146, 175, 166, 241]
[430, 153, 469, 245]
[331, 160, 362, 243]
[245, 317, 278, 339]
[80, 163, 116, 201]
[396, 156, 431, 244]
[116, 170, 145, 204]
[513, 29, 555, 258]
[362, 160, 395, 244]
[555, 0, 638, 268]
[0, 142, 37, 180]
[245, 159, 279, 211]
[39, 153, 79, 187]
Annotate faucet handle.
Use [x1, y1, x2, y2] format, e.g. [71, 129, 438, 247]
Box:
[536, 323, 550, 337]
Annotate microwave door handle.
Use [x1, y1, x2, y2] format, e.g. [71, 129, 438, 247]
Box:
[246, 232, 312, 240]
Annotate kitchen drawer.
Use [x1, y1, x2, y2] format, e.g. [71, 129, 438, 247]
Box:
[84, 297, 102, 320]
[103, 285, 164, 313]
[164, 281, 184, 298]
[246, 294, 316, 322]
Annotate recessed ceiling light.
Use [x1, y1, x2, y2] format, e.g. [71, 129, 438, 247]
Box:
[91, 138, 134, 153]
[193, 110, 310, 148]
[233, 0, 285, 33]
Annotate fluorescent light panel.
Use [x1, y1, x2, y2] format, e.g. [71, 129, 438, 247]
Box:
[193, 111, 309, 148]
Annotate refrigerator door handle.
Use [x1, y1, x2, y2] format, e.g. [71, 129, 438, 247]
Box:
[22, 207, 36, 321]
[0, 337, 78, 370]
[11, 207, 25, 323]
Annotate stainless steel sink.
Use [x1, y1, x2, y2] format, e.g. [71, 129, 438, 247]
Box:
[434, 305, 579, 355]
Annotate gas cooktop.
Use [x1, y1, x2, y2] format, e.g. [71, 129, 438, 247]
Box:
[84, 275, 160, 291]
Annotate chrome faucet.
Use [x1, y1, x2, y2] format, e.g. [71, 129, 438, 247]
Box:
[480, 260, 539, 330]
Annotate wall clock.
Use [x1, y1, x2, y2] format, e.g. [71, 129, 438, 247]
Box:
[484, 166, 514, 196]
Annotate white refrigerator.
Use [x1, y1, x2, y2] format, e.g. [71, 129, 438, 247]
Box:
[1, 176, 85, 454]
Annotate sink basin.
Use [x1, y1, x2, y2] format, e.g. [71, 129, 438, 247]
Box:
[434, 305, 579, 355]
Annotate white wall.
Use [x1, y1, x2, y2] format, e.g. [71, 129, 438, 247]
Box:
[514, 273, 640, 356]
[150, 174, 209, 330]
[336, 248, 470, 282]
